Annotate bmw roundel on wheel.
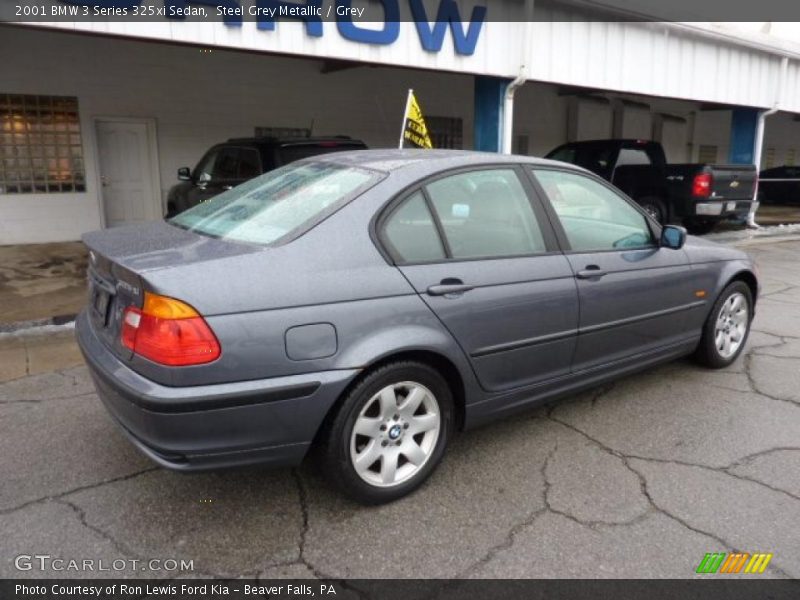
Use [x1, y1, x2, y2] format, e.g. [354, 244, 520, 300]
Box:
[76, 149, 758, 504]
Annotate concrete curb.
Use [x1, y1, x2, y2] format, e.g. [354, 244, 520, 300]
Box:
[0, 314, 77, 335]
[726, 233, 800, 248]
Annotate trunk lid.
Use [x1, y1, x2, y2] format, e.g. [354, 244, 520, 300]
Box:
[82, 221, 261, 360]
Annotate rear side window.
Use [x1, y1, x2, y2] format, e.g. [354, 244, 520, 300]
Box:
[170, 161, 382, 245]
[383, 192, 445, 263]
[547, 144, 614, 178]
[617, 148, 651, 166]
[425, 169, 546, 259]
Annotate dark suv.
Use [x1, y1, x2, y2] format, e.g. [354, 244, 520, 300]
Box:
[166, 136, 368, 216]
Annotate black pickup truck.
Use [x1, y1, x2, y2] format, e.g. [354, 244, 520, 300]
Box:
[545, 139, 757, 234]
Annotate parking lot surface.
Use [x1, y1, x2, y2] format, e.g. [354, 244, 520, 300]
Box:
[1, 241, 799, 580]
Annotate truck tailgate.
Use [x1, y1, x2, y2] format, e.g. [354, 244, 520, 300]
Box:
[708, 165, 757, 201]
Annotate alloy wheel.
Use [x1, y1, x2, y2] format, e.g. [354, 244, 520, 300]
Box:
[714, 292, 749, 359]
[349, 381, 441, 488]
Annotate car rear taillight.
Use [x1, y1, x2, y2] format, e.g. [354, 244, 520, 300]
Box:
[121, 292, 220, 366]
[692, 172, 712, 198]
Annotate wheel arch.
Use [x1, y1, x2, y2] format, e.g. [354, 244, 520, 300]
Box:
[312, 347, 471, 450]
[725, 269, 759, 312]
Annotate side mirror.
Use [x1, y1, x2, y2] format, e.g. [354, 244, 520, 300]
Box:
[660, 225, 687, 250]
[177, 167, 191, 181]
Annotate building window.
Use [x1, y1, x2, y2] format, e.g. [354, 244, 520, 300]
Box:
[0, 94, 85, 194]
[427, 116, 463, 149]
[697, 144, 718, 164]
[765, 147, 776, 169]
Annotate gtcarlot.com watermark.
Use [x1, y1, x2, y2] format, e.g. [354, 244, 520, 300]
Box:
[14, 554, 194, 573]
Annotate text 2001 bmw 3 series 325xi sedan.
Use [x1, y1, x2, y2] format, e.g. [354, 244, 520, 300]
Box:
[76, 150, 758, 504]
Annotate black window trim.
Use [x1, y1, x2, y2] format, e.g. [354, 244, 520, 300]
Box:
[524, 165, 662, 255]
[373, 163, 562, 266]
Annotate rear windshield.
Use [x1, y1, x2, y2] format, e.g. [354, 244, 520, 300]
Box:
[277, 142, 366, 165]
[170, 161, 382, 245]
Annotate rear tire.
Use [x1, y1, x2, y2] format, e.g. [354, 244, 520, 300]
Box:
[319, 361, 453, 504]
[639, 196, 667, 225]
[694, 281, 752, 369]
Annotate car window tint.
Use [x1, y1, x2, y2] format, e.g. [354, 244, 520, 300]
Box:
[238, 148, 261, 179]
[383, 191, 445, 263]
[533, 169, 654, 252]
[425, 169, 545, 259]
[214, 147, 240, 180]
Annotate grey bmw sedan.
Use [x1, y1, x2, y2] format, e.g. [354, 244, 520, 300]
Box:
[77, 150, 758, 504]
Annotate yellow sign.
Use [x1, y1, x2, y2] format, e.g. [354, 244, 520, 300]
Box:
[401, 90, 433, 149]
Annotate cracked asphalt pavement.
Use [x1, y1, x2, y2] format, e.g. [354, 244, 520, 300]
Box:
[1, 241, 799, 580]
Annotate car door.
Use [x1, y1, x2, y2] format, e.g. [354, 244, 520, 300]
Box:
[379, 166, 579, 393]
[529, 167, 699, 373]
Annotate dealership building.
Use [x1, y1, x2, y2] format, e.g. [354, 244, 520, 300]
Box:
[2, 1, 800, 244]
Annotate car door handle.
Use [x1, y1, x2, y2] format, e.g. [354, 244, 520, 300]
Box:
[576, 266, 607, 280]
[427, 279, 474, 296]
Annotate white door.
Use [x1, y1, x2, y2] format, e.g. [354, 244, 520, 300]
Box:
[95, 120, 159, 227]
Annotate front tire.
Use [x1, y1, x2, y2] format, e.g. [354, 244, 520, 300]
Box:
[694, 281, 752, 368]
[639, 196, 667, 225]
[684, 218, 717, 235]
[319, 361, 453, 504]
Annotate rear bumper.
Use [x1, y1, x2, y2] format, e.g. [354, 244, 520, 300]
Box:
[694, 200, 752, 220]
[75, 310, 359, 471]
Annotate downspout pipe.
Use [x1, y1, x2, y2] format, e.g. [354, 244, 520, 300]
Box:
[502, 70, 527, 154]
[501, 0, 535, 154]
[748, 56, 788, 227]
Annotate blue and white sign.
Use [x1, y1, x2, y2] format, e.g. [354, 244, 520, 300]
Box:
[58, 0, 487, 55]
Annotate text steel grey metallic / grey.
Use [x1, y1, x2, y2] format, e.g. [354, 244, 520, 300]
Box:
[76, 150, 759, 503]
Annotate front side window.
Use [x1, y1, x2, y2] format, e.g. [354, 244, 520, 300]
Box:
[238, 148, 261, 179]
[171, 161, 381, 245]
[193, 148, 219, 183]
[213, 147, 240, 181]
[533, 169, 654, 252]
[424, 169, 546, 259]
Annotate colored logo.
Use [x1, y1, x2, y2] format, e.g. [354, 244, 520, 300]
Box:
[696, 552, 773, 574]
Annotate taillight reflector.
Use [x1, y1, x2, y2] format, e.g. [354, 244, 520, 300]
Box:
[692, 172, 712, 198]
[121, 292, 220, 366]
